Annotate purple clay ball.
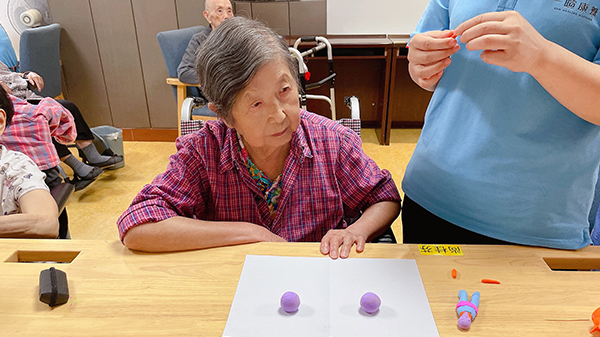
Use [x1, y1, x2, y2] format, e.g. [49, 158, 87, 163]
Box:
[360, 292, 381, 314]
[280, 291, 300, 313]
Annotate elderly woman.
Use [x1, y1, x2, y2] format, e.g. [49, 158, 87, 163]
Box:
[117, 17, 401, 259]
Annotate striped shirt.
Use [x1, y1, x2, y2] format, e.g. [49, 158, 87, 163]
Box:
[118, 110, 401, 242]
[0, 96, 76, 170]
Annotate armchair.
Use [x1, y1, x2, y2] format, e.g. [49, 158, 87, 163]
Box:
[50, 181, 74, 239]
[157, 26, 216, 136]
[19, 23, 63, 99]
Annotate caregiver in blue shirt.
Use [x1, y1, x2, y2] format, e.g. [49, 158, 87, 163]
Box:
[402, 1, 600, 249]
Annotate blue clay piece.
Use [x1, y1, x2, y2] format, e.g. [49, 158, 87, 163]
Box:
[280, 291, 300, 313]
[360, 292, 381, 314]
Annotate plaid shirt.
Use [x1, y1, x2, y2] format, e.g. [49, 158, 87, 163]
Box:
[0, 96, 76, 170]
[118, 110, 401, 242]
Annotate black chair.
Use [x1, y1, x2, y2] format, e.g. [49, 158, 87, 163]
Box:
[373, 227, 397, 244]
[50, 182, 74, 239]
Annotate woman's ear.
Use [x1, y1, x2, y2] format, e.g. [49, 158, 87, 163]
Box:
[0, 108, 6, 135]
[207, 102, 218, 114]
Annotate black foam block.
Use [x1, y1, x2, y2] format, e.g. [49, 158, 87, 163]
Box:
[39, 267, 69, 307]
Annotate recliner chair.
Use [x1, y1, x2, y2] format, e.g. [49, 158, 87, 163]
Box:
[156, 26, 217, 136]
[50, 181, 74, 239]
[19, 23, 63, 99]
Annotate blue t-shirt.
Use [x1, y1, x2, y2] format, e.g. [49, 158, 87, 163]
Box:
[0, 24, 18, 70]
[402, 0, 600, 249]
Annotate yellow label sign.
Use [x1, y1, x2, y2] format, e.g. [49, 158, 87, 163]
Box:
[418, 244, 463, 256]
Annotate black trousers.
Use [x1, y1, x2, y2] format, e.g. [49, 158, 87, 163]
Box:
[401, 195, 510, 245]
[53, 99, 94, 158]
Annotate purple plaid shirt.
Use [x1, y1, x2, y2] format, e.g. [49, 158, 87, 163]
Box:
[118, 111, 401, 242]
[0, 96, 75, 170]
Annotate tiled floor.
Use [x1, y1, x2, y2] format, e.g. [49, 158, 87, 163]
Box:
[64, 128, 420, 242]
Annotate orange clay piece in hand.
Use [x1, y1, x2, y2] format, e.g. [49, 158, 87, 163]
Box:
[591, 307, 600, 333]
[481, 279, 501, 284]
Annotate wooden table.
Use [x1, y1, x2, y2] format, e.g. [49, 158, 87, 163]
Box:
[1, 240, 599, 336]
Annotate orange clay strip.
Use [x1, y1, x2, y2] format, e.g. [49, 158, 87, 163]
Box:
[481, 279, 501, 284]
[451, 34, 458, 39]
[452, 269, 457, 279]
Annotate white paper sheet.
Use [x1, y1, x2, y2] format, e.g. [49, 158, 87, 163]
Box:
[222, 256, 439, 337]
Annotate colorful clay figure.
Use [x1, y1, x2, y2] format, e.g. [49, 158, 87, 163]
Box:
[591, 307, 600, 333]
[280, 291, 300, 313]
[456, 290, 480, 330]
[360, 292, 381, 314]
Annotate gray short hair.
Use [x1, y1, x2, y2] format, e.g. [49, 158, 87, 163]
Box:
[195, 16, 299, 122]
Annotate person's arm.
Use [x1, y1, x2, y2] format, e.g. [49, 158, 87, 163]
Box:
[38, 98, 76, 144]
[0, 189, 58, 238]
[319, 127, 402, 259]
[319, 201, 400, 259]
[454, 11, 600, 125]
[118, 133, 286, 252]
[176, 33, 205, 85]
[0, 81, 13, 95]
[123, 217, 286, 252]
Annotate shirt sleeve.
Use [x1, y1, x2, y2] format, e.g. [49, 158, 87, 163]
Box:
[38, 98, 76, 144]
[117, 136, 209, 240]
[177, 32, 206, 85]
[10, 150, 49, 200]
[335, 128, 401, 217]
[410, 0, 450, 40]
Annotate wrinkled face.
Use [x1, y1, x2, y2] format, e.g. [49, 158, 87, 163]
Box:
[228, 58, 300, 151]
[204, 0, 233, 29]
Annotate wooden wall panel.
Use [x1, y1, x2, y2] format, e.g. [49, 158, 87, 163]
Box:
[235, 2, 252, 18]
[176, 0, 207, 29]
[89, 0, 149, 128]
[132, 0, 179, 129]
[47, 0, 112, 127]
[389, 57, 432, 127]
[252, 2, 290, 36]
[289, 0, 326, 36]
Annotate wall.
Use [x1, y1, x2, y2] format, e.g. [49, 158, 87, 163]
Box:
[235, 1, 326, 36]
[46, 0, 210, 129]
[38, 0, 426, 130]
[327, 0, 428, 35]
[45, 0, 329, 130]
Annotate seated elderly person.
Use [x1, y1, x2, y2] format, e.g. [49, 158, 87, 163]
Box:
[0, 61, 123, 181]
[0, 93, 87, 189]
[0, 85, 58, 238]
[176, 0, 233, 84]
[118, 17, 401, 259]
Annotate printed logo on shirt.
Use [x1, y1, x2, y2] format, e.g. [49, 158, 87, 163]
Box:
[554, 0, 599, 21]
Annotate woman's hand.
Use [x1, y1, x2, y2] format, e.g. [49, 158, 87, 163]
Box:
[25, 72, 44, 91]
[408, 30, 460, 91]
[454, 11, 549, 75]
[320, 227, 368, 260]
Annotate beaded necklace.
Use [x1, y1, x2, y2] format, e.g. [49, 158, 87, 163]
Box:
[237, 133, 282, 218]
